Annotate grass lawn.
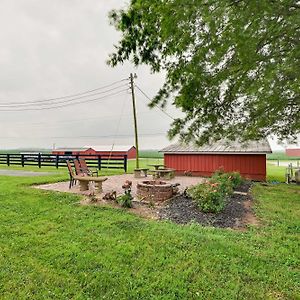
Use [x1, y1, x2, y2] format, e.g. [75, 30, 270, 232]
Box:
[0, 161, 299, 299]
[266, 163, 287, 182]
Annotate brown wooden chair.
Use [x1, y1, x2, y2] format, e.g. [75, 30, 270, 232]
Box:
[79, 158, 98, 177]
[66, 160, 76, 189]
[74, 159, 86, 176]
[66, 160, 105, 192]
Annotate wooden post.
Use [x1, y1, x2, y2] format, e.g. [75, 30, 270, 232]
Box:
[38, 153, 41, 168]
[98, 156, 102, 170]
[124, 155, 127, 173]
[56, 155, 59, 169]
[129, 73, 140, 169]
[21, 154, 25, 167]
[7, 154, 10, 166]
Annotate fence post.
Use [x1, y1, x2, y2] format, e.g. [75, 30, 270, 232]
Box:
[38, 153, 41, 168]
[124, 155, 127, 173]
[98, 156, 101, 170]
[7, 154, 10, 166]
[56, 155, 59, 169]
[21, 154, 24, 167]
[277, 160, 279, 166]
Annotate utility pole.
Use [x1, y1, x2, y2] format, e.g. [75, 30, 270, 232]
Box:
[129, 73, 139, 169]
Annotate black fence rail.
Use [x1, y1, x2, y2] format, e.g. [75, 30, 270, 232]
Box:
[0, 153, 127, 172]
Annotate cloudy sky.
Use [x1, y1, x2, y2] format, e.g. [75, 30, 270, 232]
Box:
[0, 0, 296, 151]
[0, 0, 180, 150]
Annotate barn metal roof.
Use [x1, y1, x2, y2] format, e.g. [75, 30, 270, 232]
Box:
[53, 148, 87, 152]
[160, 139, 272, 154]
[84, 145, 135, 152]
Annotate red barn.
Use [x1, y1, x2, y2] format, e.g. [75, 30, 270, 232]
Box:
[161, 140, 272, 181]
[52, 148, 87, 156]
[52, 145, 136, 159]
[286, 148, 300, 157]
[84, 145, 136, 159]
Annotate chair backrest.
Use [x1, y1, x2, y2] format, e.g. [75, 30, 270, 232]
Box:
[66, 160, 74, 177]
[74, 159, 84, 176]
[79, 158, 89, 171]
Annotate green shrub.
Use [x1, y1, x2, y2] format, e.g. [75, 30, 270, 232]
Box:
[210, 176, 233, 195]
[212, 171, 243, 188]
[187, 182, 225, 213]
[213, 167, 226, 177]
[116, 194, 133, 208]
[187, 171, 243, 213]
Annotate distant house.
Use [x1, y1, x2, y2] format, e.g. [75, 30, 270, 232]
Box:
[52, 145, 136, 159]
[160, 140, 272, 181]
[286, 148, 300, 157]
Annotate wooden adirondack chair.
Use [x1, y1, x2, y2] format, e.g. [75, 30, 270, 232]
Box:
[66, 160, 76, 189]
[79, 158, 98, 177]
[73, 159, 86, 176]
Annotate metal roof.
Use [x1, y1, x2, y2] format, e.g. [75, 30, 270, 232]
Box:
[160, 139, 272, 154]
[53, 148, 87, 152]
[84, 145, 135, 152]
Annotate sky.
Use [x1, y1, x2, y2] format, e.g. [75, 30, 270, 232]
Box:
[0, 0, 179, 150]
[0, 0, 297, 151]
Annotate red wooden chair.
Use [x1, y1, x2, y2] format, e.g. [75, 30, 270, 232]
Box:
[79, 158, 98, 177]
[74, 159, 86, 176]
[66, 160, 76, 189]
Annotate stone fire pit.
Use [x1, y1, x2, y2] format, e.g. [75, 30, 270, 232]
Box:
[137, 180, 174, 203]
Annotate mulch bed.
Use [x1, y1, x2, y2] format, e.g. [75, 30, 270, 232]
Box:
[158, 182, 255, 229]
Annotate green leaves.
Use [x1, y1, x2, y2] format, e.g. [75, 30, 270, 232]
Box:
[109, 0, 300, 144]
[187, 170, 243, 213]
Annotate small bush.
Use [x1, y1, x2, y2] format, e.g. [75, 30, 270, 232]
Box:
[187, 171, 243, 213]
[116, 194, 133, 208]
[187, 182, 225, 213]
[210, 177, 233, 195]
[212, 171, 243, 188]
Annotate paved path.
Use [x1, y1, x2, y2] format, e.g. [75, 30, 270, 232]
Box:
[36, 174, 205, 198]
[0, 170, 57, 177]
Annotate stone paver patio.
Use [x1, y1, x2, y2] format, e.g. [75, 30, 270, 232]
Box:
[35, 174, 205, 198]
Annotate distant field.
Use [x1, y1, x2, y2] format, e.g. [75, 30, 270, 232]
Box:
[139, 150, 163, 158]
[267, 151, 299, 160]
[0, 149, 50, 154]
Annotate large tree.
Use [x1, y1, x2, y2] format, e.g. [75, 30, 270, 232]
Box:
[108, 0, 300, 144]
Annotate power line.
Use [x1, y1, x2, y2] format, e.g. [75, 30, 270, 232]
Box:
[0, 84, 128, 108]
[134, 84, 175, 120]
[0, 89, 129, 112]
[0, 133, 167, 139]
[0, 78, 128, 106]
[0, 110, 160, 128]
[51, 133, 166, 139]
